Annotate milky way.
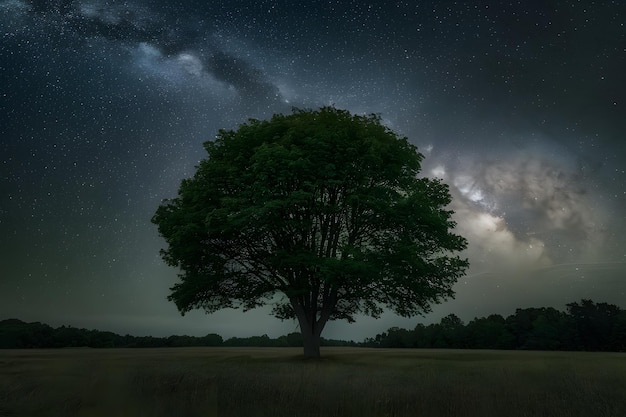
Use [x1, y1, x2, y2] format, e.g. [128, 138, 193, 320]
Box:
[1, 0, 625, 340]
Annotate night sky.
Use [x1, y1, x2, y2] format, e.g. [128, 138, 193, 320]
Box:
[1, 0, 625, 341]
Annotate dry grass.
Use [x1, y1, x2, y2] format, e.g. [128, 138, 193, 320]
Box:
[1, 347, 625, 416]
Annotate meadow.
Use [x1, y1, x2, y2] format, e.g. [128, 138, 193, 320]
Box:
[1, 347, 625, 417]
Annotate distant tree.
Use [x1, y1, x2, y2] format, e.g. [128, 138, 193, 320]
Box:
[437, 314, 465, 348]
[465, 314, 513, 349]
[379, 327, 416, 348]
[566, 299, 622, 351]
[285, 332, 303, 347]
[223, 335, 274, 347]
[611, 311, 626, 351]
[248, 334, 274, 347]
[524, 307, 572, 350]
[0, 319, 29, 348]
[0, 319, 55, 348]
[89, 330, 120, 348]
[167, 335, 198, 347]
[412, 323, 432, 348]
[134, 336, 164, 348]
[506, 308, 548, 349]
[199, 333, 223, 346]
[152, 107, 468, 357]
[321, 337, 357, 347]
[54, 325, 89, 348]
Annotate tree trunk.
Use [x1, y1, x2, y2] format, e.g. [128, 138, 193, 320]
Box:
[301, 325, 321, 358]
[291, 290, 337, 358]
[294, 308, 322, 358]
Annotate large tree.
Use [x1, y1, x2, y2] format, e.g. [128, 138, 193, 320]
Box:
[152, 107, 468, 357]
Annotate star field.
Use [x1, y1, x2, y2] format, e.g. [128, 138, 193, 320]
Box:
[1, 0, 625, 340]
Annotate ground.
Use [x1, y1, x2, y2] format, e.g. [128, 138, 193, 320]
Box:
[1, 347, 625, 416]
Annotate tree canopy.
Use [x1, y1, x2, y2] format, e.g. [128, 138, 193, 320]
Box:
[152, 107, 468, 356]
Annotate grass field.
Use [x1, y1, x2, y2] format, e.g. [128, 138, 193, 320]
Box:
[1, 347, 625, 417]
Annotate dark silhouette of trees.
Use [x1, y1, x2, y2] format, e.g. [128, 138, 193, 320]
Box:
[166, 334, 223, 347]
[363, 300, 626, 351]
[504, 307, 572, 350]
[152, 107, 468, 357]
[54, 325, 90, 347]
[0, 320, 354, 349]
[377, 327, 415, 348]
[1, 299, 624, 350]
[279, 332, 304, 347]
[566, 299, 623, 351]
[0, 319, 54, 348]
[437, 314, 466, 348]
[412, 324, 433, 348]
[613, 311, 626, 351]
[465, 314, 515, 349]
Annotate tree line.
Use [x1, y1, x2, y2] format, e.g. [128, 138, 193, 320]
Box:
[1, 300, 624, 351]
[363, 299, 626, 351]
[0, 319, 355, 349]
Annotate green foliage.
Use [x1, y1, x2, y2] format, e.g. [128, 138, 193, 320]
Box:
[152, 107, 468, 354]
